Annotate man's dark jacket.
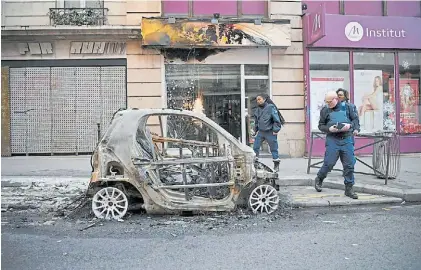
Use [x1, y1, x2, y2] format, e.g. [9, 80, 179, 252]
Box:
[318, 102, 360, 137]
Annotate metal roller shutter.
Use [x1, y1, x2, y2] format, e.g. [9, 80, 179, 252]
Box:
[8, 66, 126, 155]
[9, 68, 27, 154]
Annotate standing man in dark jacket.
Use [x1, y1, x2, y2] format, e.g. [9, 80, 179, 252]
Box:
[315, 91, 360, 199]
[253, 94, 282, 171]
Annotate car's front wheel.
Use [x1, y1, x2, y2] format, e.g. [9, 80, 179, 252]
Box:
[248, 184, 279, 214]
[92, 187, 128, 220]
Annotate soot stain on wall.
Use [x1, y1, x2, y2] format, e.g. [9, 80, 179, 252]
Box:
[161, 48, 228, 62]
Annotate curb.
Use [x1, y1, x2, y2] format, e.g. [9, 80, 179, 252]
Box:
[276, 176, 421, 202]
[322, 180, 421, 202]
[292, 196, 403, 208]
[276, 175, 313, 186]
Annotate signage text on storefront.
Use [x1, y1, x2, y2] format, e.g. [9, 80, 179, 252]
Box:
[306, 14, 421, 49]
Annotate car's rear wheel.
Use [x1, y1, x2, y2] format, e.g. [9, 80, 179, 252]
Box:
[92, 187, 128, 220]
[248, 185, 279, 214]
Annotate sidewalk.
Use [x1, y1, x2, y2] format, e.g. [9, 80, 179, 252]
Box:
[1, 154, 420, 210]
[260, 154, 421, 205]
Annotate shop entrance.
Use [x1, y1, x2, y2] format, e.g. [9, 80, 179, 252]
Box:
[165, 64, 269, 146]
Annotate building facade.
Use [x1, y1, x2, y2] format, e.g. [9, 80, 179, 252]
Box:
[129, 0, 306, 158]
[2, 0, 307, 158]
[303, 1, 421, 156]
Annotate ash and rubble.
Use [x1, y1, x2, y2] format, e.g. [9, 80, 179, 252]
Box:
[1, 178, 88, 214]
[1, 175, 294, 231]
[2, 196, 295, 234]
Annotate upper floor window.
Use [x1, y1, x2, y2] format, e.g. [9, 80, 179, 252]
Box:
[344, 0, 383, 16]
[162, 0, 267, 17]
[64, 0, 103, 8]
[386, 1, 421, 17]
[51, 0, 106, 26]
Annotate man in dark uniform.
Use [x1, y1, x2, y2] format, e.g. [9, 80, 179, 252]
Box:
[315, 91, 360, 199]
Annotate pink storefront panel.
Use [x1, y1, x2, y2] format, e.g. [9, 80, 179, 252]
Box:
[162, 1, 189, 15]
[387, 1, 421, 17]
[193, 1, 237, 16]
[242, 0, 266, 15]
[344, 1, 383, 16]
[305, 1, 340, 14]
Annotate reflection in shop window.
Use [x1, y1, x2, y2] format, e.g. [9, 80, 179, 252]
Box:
[399, 52, 421, 134]
[245, 65, 269, 76]
[353, 52, 396, 133]
[165, 65, 242, 140]
[309, 51, 350, 131]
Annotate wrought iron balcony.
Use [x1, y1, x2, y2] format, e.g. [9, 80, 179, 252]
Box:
[48, 8, 108, 26]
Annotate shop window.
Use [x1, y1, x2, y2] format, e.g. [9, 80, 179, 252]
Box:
[399, 52, 421, 134]
[344, 0, 383, 16]
[165, 64, 242, 140]
[353, 52, 396, 133]
[386, 1, 421, 17]
[309, 51, 350, 131]
[162, 0, 266, 17]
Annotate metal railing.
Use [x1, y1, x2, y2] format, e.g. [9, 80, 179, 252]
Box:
[49, 8, 108, 26]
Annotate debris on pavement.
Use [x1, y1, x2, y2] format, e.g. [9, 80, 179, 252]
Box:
[322, 220, 337, 224]
[79, 222, 99, 232]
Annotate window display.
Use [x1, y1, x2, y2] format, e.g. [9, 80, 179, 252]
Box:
[399, 52, 421, 134]
[353, 52, 396, 133]
[309, 51, 350, 131]
[165, 64, 242, 140]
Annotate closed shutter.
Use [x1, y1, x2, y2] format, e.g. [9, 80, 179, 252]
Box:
[8, 66, 126, 155]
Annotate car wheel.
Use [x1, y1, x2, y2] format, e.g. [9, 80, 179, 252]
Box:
[92, 187, 128, 220]
[248, 184, 279, 214]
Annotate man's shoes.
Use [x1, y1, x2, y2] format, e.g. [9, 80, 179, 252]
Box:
[273, 159, 280, 172]
[345, 183, 358, 199]
[314, 176, 323, 192]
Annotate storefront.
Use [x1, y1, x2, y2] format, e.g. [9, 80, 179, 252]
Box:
[304, 6, 421, 155]
[138, 17, 299, 153]
[1, 33, 130, 155]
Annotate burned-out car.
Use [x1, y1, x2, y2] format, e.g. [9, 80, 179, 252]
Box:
[88, 108, 280, 220]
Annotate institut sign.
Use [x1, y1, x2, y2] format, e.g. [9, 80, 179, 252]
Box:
[345, 22, 407, 42]
[306, 14, 421, 49]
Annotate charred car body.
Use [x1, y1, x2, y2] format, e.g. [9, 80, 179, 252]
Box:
[88, 108, 280, 220]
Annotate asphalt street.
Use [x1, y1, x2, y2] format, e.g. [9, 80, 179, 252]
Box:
[2, 204, 421, 270]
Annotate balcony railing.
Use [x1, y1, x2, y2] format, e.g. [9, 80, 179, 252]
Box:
[48, 8, 108, 26]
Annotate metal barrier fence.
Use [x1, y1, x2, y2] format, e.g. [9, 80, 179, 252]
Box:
[307, 130, 401, 185]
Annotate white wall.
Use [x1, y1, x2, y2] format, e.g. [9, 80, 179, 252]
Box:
[2, 0, 55, 26]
